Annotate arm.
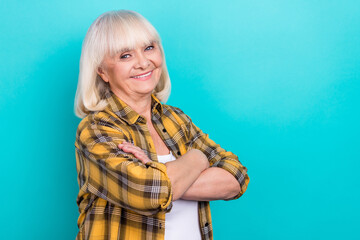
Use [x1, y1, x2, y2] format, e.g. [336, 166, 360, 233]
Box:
[118, 142, 209, 201]
[181, 167, 241, 201]
[75, 118, 173, 216]
[164, 149, 209, 200]
[180, 110, 250, 201]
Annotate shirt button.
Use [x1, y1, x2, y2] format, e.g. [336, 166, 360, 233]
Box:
[204, 222, 209, 227]
[162, 128, 167, 132]
[177, 151, 181, 155]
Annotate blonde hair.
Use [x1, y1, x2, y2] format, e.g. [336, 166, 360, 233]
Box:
[74, 10, 171, 118]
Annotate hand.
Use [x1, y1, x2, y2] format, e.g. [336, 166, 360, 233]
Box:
[118, 141, 152, 164]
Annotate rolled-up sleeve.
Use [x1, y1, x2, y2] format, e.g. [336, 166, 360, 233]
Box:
[75, 121, 173, 216]
[183, 114, 250, 200]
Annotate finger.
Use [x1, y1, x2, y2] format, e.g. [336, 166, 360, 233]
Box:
[121, 146, 148, 161]
[133, 152, 151, 164]
[121, 146, 151, 163]
[134, 150, 148, 160]
[121, 144, 144, 153]
[123, 144, 141, 152]
[118, 141, 128, 148]
[118, 143, 151, 163]
[118, 142, 135, 150]
[120, 145, 139, 153]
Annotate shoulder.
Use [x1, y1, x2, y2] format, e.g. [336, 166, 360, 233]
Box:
[161, 104, 192, 125]
[76, 110, 119, 133]
[75, 110, 127, 149]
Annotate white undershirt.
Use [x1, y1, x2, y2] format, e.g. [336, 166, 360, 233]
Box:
[157, 151, 202, 240]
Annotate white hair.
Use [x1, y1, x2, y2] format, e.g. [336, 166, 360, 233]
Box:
[74, 10, 171, 118]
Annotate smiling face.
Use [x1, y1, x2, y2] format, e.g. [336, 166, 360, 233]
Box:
[97, 41, 163, 101]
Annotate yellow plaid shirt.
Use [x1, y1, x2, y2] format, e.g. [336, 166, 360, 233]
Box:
[75, 90, 249, 240]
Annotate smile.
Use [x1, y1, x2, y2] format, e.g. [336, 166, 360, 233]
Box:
[131, 71, 153, 80]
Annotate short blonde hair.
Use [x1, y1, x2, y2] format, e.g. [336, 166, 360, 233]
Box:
[74, 10, 171, 118]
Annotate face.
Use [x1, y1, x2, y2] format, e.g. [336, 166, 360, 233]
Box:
[98, 41, 163, 101]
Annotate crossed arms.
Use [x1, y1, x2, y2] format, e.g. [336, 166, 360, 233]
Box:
[75, 111, 249, 216]
[119, 142, 242, 201]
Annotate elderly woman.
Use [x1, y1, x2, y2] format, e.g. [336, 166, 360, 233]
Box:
[74, 10, 249, 240]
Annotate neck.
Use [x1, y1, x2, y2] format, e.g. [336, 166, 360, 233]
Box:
[111, 89, 153, 120]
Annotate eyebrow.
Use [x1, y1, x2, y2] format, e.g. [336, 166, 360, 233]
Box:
[116, 41, 156, 55]
[118, 47, 131, 54]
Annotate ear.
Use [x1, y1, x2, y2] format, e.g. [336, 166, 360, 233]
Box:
[97, 66, 109, 83]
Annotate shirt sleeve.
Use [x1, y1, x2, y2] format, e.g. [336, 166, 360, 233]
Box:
[75, 118, 173, 216]
[183, 112, 250, 200]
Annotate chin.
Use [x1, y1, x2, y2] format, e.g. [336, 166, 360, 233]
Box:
[136, 86, 157, 95]
[138, 81, 159, 92]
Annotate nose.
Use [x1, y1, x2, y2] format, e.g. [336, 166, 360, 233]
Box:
[134, 51, 150, 69]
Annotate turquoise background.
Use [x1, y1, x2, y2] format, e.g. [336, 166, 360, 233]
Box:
[1, 0, 359, 239]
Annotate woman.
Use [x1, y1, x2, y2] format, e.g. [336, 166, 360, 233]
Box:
[74, 10, 249, 240]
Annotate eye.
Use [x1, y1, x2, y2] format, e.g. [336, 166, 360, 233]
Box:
[120, 54, 131, 59]
[145, 45, 154, 51]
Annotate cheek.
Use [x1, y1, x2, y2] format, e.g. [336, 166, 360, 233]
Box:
[112, 65, 131, 80]
[154, 57, 163, 77]
[157, 57, 163, 68]
[153, 51, 163, 68]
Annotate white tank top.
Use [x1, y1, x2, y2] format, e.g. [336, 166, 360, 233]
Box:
[157, 151, 202, 240]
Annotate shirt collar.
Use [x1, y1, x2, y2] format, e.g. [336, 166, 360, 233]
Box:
[105, 90, 163, 125]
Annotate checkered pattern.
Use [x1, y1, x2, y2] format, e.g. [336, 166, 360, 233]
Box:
[75, 90, 249, 240]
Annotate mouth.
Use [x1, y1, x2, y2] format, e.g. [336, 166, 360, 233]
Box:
[131, 70, 153, 80]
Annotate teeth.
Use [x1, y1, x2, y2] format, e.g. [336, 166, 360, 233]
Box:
[133, 71, 152, 78]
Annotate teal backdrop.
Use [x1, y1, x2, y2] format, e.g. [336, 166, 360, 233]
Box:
[1, 0, 359, 239]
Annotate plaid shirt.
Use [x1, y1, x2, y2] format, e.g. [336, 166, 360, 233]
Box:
[75, 91, 249, 240]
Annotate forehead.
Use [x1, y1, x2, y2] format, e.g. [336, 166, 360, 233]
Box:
[106, 23, 159, 57]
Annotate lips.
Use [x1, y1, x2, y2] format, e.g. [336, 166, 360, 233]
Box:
[131, 70, 153, 79]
